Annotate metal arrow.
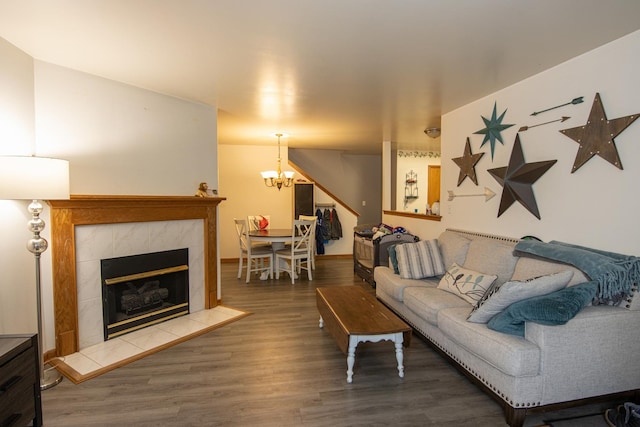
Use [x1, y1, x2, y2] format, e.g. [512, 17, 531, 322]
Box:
[531, 96, 583, 116]
[518, 116, 570, 132]
[447, 187, 496, 202]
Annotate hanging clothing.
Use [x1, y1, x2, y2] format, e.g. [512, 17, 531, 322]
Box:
[322, 209, 332, 241]
[330, 208, 342, 240]
[315, 208, 326, 255]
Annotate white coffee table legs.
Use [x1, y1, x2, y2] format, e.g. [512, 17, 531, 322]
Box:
[346, 333, 405, 383]
[319, 315, 405, 383]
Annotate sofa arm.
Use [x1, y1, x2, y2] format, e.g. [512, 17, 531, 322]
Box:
[525, 305, 640, 404]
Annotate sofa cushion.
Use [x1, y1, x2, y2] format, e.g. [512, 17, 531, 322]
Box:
[438, 307, 541, 377]
[487, 281, 599, 336]
[467, 270, 574, 323]
[463, 238, 518, 287]
[374, 266, 436, 302]
[396, 239, 445, 279]
[512, 255, 590, 286]
[438, 230, 471, 270]
[438, 263, 497, 305]
[404, 286, 470, 326]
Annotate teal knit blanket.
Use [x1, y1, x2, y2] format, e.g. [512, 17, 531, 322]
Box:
[514, 240, 640, 305]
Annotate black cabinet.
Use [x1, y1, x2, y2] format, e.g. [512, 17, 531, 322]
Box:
[0, 334, 41, 427]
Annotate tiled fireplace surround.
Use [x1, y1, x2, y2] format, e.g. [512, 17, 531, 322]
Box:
[75, 220, 203, 349]
[48, 196, 223, 357]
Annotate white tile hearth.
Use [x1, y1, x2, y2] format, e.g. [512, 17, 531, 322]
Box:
[74, 219, 205, 350]
[56, 306, 249, 380]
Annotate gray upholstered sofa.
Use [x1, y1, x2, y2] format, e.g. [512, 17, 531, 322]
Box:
[374, 229, 640, 427]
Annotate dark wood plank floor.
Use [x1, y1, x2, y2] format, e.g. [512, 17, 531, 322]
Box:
[41, 257, 607, 427]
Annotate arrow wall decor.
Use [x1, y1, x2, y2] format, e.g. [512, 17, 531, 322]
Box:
[519, 116, 570, 132]
[530, 96, 583, 116]
[447, 187, 496, 202]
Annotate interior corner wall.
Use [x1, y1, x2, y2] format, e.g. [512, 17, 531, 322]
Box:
[0, 37, 38, 336]
[0, 47, 219, 349]
[437, 30, 640, 254]
[33, 61, 218, 195]
[217, 144, 296, 260]
[395, 152, 441, 214]
[288, 148, 382, 225]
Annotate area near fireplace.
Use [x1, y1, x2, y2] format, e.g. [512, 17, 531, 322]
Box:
[48, 195, 224, 357]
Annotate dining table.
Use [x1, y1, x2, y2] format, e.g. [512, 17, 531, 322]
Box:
[247, 228, 300, 280]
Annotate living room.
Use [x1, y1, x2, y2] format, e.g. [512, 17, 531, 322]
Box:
[1, 3, 639, 426]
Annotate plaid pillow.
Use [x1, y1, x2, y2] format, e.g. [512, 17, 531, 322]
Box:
[395, 239, 445, 279]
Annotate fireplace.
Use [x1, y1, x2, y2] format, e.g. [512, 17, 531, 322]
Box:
[101, 248, 190, 340]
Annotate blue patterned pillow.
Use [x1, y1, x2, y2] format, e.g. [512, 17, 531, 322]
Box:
[487, 281, 598, 336]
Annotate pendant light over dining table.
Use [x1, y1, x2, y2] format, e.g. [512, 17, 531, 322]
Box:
[261, 133, 294, 190]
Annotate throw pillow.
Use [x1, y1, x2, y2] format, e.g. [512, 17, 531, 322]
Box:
[395, 239, 445, 279]
[467, 270, 574, 323]
[437, 263, 497, 305]
[487, 281, 598, 336]
[388, 244, 400, 274]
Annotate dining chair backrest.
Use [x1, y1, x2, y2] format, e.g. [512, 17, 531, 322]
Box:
[298, 215, 317, 265]
[248, 215, 271, 231]
[293, 219, 314, 252]
[234, 218, 249, 252]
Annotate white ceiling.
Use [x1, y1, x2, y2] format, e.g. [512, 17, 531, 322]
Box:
[1, 1, 640, 153]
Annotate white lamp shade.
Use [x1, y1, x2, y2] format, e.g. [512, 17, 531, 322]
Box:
[261, 170, 278, 179]
[283, 171, 295, 179]
[0, 156, 70, 200]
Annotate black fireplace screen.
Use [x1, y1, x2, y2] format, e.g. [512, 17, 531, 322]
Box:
[101, 248, 189, 340]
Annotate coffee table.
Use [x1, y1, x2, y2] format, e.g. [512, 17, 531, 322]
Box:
[316, 286, 411, 383]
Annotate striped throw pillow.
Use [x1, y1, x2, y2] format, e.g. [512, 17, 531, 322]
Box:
[395, 239, 445, 279]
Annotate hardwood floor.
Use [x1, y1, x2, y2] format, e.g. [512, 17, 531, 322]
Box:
[40, 258, 605, 426]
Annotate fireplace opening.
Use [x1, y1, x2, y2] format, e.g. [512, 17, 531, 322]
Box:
[101, 248, 189, 340]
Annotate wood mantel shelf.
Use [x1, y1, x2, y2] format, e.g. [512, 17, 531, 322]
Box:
[48, 195, 225, 357]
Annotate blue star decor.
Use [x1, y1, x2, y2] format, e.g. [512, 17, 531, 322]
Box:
[473, 102, 514, 160]
[487, 134, 557, 220]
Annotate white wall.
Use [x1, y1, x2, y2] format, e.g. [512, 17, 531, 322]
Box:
[386, 30, 640, 255]
[0, 38, 39, 336]
[0, 42, 219, 352]
[34, 61, 217, 195]
[217, 143, 357, 260]
[395, 151, 441, 213]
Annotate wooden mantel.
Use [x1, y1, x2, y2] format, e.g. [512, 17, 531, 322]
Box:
[48, 195, 225, 356]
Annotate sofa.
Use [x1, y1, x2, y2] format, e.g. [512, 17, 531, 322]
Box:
[374, 228, 640, 427]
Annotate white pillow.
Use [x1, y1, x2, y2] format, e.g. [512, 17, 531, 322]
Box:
[467, 270, 574, 323]
[395, 239, 445, 279]
[437, 263, 497, 305]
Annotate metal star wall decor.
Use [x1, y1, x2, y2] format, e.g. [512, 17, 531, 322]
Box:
[559, 93, 639, 173]
[452, 137, 484, 186]
[473, 102, 514, 160]
[487, 134, 557, 219]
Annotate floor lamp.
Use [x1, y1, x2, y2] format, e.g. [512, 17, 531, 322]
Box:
[0, 156, 70, 390]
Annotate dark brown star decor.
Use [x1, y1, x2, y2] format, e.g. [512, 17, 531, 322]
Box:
[452, 137, 484, 186]
[487, 134, 557, 219]
[559, 92, 639, 173]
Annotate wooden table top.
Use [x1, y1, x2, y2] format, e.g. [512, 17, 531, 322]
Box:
[248, 228, 294, 238]
[316, 286, 411, 336]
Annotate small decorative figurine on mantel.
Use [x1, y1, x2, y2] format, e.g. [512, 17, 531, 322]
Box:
[195, 182, 215, 197]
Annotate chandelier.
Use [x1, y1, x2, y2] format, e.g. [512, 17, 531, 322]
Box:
[261, 133, 294, 190]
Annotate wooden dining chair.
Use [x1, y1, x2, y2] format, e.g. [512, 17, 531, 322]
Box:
[298, 214, 317, 270]
[234, 218, 273, 283]
[275, 219, 314, 284]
